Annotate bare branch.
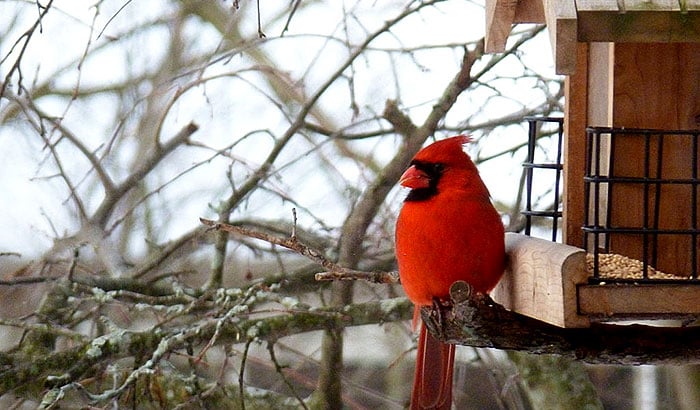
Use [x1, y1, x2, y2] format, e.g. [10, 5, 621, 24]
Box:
[0, 295, 412, 397]
[314, 269, 399, 284]
[9, 91, 117, 193]
[91, 121, 199, 227]
[0, 0, 54, 100]
[201, 218, 401, 283]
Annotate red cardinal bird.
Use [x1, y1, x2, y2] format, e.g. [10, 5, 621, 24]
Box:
[395, 136, 505, 409]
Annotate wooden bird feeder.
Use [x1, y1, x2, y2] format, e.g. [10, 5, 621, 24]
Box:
[484, 0, 700, 328]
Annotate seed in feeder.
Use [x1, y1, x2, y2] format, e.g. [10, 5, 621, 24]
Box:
[586, 253, 685, 280]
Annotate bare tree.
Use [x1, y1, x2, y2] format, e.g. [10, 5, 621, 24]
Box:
[0, 1, 571, 408]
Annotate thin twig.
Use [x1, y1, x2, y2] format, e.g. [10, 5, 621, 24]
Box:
[280, 0, 302, 36]
[91, 121, 199, 227]
[0, 276, 57, 286]
[314, 269, 399, 284]
[256, 0, 265, 38]
[199, 218, 399, 284]
[0, 0, 54, 100]
[239, 339, 252, 410]
[267, 342, 309, 410]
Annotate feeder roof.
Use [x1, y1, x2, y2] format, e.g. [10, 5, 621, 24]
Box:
[485, 0, 700, 73]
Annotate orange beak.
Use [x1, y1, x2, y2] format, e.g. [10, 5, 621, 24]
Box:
[399, 165, 431, 189]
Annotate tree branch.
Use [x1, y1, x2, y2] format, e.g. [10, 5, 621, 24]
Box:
[0, 296, 412, 398]
[199, 218, 399, 284]
[0, 0, 54, 100]
[91, 121, 199, 227]
[428, 281, 700, 365]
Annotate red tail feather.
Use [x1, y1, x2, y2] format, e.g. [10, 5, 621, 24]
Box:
[411, 322, 455, 410]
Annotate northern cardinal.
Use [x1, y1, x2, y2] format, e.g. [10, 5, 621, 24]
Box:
[395, 136, 505, 409]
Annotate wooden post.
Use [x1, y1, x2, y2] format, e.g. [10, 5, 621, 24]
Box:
[562, 42, 590, 248]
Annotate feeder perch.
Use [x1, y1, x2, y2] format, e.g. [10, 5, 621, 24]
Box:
[492, 233, 589, 328]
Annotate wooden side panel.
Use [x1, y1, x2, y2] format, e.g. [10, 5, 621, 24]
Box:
[608, 43, 700, 277]
[613, 43, 695, 128]
[678, 44, 700, 130]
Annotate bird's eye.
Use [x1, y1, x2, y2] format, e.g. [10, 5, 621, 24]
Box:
[433, 163, 444, 174]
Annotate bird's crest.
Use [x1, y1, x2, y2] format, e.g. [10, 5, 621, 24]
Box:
[413, 135, 475, 166]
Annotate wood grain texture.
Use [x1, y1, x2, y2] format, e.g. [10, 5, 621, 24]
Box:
[579, 284, 700, 316]
[563, 43, 591, 248]
[607, 43, 700, 277]
[577, 4, 700, 42]
[514, 0, 546, 22]
[485, 0, 546, 53]
[485, 0, 518, 53]
[576, 0, 679, 11]
[543, 0, 578, 74]
[492, 233, 590, 328]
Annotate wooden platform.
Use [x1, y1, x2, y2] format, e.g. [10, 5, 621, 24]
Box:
[493, 233, 700, 328]
[579, 284, 700, 317]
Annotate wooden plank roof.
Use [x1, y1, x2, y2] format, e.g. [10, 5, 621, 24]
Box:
[485, 0, 700, 74]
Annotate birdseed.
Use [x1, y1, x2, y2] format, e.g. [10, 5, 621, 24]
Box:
[586, 253, 688, 280]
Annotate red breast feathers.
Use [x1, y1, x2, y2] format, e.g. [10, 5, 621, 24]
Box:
[395, 136, 505, 306]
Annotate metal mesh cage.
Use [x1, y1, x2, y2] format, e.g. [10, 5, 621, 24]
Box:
[583, 127, 700, 284]
[521, 117, 564, 242]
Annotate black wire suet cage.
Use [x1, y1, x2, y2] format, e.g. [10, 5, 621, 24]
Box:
[521, 116, 564, 242]
[583, 127, 700, 284]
